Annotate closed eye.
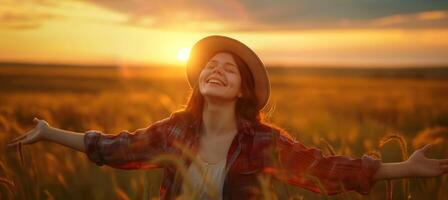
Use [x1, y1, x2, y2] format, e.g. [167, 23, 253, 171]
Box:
[206, 62, 216, 69]
[225, 69, 235, 73]
[225, 65, 237, 73]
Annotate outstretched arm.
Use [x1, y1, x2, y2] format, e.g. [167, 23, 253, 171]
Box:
[270, 133, 382, 195]
[7, 117, 86, 152]
[373, 144, 448, 180]
[7, 117, 173, 170]
[270, 130, 447, 196]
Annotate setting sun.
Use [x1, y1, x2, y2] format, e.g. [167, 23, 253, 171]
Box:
[177, 47, 191, 62]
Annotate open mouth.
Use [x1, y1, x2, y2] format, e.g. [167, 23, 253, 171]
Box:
[206, 78, 225, 87]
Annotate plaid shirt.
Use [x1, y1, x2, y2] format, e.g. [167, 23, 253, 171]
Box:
[84, 111, 381, 199]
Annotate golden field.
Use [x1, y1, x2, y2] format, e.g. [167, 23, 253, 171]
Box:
[0, 64, 447, 199]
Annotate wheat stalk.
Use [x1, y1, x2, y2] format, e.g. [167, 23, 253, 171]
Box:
[0, 176, 16, 198]
[304, 173, 328, 199]
[44, 189, 55, 200]
[172, 142, 219, 199]
[319, 138, 336, 156]
[258, 174, 278, 200]
[115, 186, 131, 200]
[380, 133, 410, 200]
[17, 142, 24, 168]
[151, 154, 196, 199]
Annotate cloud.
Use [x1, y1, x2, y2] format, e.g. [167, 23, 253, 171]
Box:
[370, 10, 448, 27]
[84, 0, 448, 31]
[0, 10, 61, 29]
[85, 0, 251, 31]
[0, 0, 63, 29]
[2, 0, 448, 31]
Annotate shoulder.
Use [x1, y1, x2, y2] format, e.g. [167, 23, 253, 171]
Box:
[142, 110, 192, 139]
[253, 121, 295, 140]
[168, 110, 196, 128]
[169, 110, 193, 121]
[251, 121, 298, 145]
[144, 110, 187, 131]
[149, 110, 191, 126]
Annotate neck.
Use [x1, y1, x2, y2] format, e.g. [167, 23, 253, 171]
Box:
[201, 99, 238, 136]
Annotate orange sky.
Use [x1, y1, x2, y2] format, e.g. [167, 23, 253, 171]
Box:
[1, 0, 448, 67]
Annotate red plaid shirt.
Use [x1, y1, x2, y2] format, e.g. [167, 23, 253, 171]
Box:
[84, 111, 381, 199]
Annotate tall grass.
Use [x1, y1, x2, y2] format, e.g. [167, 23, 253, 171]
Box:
[379, 134, 410, 200]
[1, 66, 447, 199]
[0, 176, 15, 199]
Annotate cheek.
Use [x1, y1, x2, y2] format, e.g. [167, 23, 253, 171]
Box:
[198, 70, 207, 82]
[198, 71, 208, 89]
[228, 75, 242, 91]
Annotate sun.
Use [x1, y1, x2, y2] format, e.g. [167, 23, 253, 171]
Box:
[177, 47, 191, 62]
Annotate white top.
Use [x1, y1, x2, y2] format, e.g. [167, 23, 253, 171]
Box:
[180, 155, 227, 200]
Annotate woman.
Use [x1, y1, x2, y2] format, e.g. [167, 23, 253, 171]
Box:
[7, 35, 448, 199]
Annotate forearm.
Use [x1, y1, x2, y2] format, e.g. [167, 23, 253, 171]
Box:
[372, 161, 413, 181]
[43, 126, 86, 153]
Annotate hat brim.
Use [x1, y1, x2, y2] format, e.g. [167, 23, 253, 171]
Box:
[186, 35, 270, 110]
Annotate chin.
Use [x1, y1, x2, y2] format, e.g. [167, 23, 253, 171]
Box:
[202, 92, 236, 102]
[202, 92, 227, 99]
[200, 86, 238, 101]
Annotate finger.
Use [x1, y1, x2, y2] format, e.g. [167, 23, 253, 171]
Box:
[7, 135, 32, 147]
[7, 133, 29, 144]
[33, 117, 39, 123]
[7, 140, 22, 148]
[8, 128, 33, 143]
[421, 143, 433, 153]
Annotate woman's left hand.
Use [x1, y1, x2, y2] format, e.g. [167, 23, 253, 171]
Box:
[406, 144, 448, 177]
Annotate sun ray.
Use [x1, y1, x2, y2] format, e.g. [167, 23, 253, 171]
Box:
[177, 47, 191, 62]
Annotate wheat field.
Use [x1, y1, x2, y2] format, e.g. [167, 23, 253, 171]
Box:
[1, 64, 447, 199]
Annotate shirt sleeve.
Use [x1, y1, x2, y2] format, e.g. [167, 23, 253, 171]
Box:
[271, 132, 382, 195]
[83, 117, 173, 170]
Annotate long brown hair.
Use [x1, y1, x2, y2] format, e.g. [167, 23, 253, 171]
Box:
[183, 51, 263, 124]
[178, 51, 295, 141]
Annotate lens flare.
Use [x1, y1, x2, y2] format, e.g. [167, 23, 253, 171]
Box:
[177, 48, 191, 62]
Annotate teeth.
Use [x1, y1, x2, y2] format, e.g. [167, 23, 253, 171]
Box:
[207, 79, 223, 86]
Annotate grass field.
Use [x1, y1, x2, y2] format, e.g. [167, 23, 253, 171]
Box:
[1, 63, 448, 199]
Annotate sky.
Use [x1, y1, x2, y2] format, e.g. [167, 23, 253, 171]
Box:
[1, 0, 448, 67]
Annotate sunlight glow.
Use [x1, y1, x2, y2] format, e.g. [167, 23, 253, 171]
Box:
[1, 0, 447, 67]
[177, 47, 191, 62]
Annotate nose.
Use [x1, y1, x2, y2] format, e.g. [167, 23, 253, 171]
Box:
[211, 63, 225, 75]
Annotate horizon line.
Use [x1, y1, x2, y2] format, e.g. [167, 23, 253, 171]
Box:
[1, 60, 448, 69]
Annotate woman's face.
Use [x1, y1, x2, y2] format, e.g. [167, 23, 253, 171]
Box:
[198, 52, 242, 104]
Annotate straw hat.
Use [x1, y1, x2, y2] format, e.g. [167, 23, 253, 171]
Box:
[186, 35, 270, 110]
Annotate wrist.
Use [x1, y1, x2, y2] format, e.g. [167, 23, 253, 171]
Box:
[41, 126, 54, 141]
[374, 161, 415, 180]
[402, 160, 416, 177]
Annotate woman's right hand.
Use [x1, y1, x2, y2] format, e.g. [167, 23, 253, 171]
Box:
[7, 117, 51, 147]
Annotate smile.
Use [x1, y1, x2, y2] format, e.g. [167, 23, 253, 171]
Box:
[206, 78, 226, 86]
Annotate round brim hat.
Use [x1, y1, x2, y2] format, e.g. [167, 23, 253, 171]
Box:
[186, 35, 270, 110]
